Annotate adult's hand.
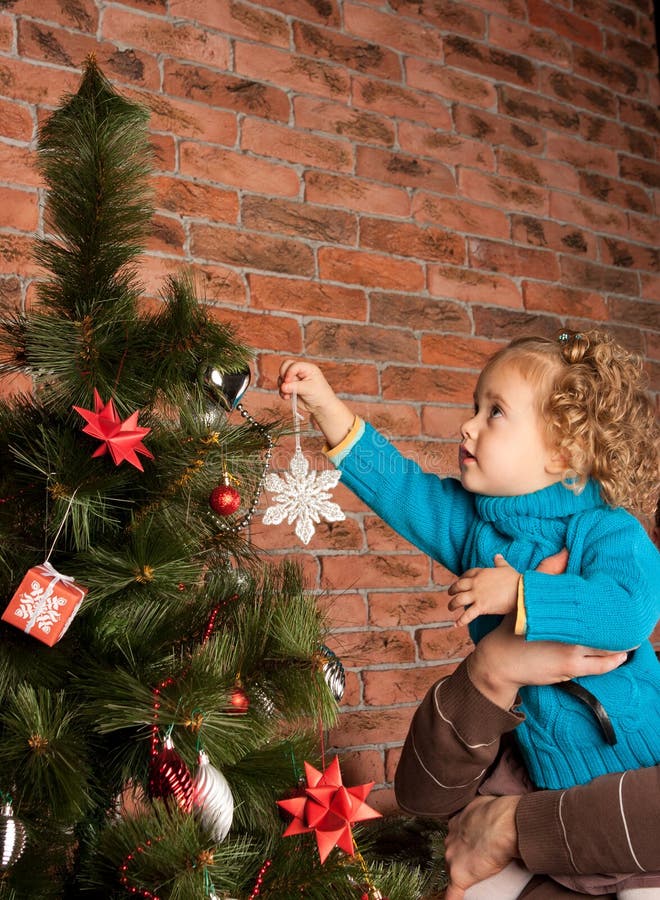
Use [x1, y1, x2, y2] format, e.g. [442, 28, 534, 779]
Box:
[443, 794, 520, 900]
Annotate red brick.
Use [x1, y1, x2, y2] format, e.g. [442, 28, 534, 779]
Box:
[363, 664, 446, 706]
[162, 61, 289, 121]
[249, 275, 365, 321]
[599, 236, 659, 273]
[385, 745, 403, 784]
[330, 708, 415, 748]
[245, 195, 357, 245]
[418, 623, 474, 661]
[0, 143, 40, 189]
[498, 85, 580, 134]
[2, 0, 98, 30]
[335, 749, 385, 789]
[191, 224, 315, 276]
[370, 291, 471, 333]
[459, 169, 549, 215]
[628, 211, 659, 246]
[469, 237, 561, 280]
[179, 145, 299, 196]
[318, 592, 368, 630]
[151, 134, 176, 173]
[412, 193, 509, 240]
[539, 68, 618, 119]
[139, 255, 246, 306]
[215, 307, 303, 354]
[560, 256, 640, 296]
[453, 103, 545, 154]
[619, 154, 660, 190]
[0, 99, 33, 143]
[153, 176, 238, 223]
[304, 320, 419, 362]
[363, 516, 422, 552]
[323, 626, 416, 667]
[259, 0, 341, 26]
[399, 122, 495, 172]
[578, 171, 652, 214]
[390, 0, 486, 37]
[580, 114, 655, 159]
[472, 306, 562, 341]
[305, 171, 411, 217]
[0, 13, 12, 52]
[528, 0, 602, 49]
[522, 282, 608, 318]
[641, 274, 660, 302]
[356, 147, 456, 194]
[381, 367, 475, 406]
[318, 247, 425, 291]
[574, 46, 639, 95]
[368, 590, 454, 627]
[169, 0, 290, 46]
[605, 31, 657, 71]
[444, 35, 538, 88]
[0, 233, 40, 276]
[353, 75, 452, 130]
[489, 15, 572, 67]
[547, 134, 618, 176]
[132, 89, 237, 144]
[421, 334, 503, 370]
[241, 118, 353, 171]
[146, 214, 186, 256]
[0, 56, 78, 105]
[405, 57, 496, 109]
[344, 2, 444, 55]
[0, 276, 23, 314]
[573, 0, 646, 38]
[293, 96, 395, 146]
[608, 297, 660, 331]
[103, 8, 230, 68]
[293, 19, 400, 79]
[234, 42, 350, 101]
[498, 148, 580, 193]
[429, 264, 523, 308]
[618, 97, 660, 132]
[360, 217, 464, 265]
[321, 552, 431, 592]
[511, 215, 598, 258]
[549, 192, 628, 237]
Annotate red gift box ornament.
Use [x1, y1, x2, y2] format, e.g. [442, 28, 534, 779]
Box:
[2, 562, 88, 647]
[73, 389, 154, 471]
[276, 756, 381, 864]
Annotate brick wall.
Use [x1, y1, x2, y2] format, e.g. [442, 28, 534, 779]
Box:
[0, 0, 658, 813]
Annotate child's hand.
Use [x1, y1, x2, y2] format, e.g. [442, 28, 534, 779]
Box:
[448, 554, 520, 628]
[278, 359, 336, 416]
[277, 359, 355, 448]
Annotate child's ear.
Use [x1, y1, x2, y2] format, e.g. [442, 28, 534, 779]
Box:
[545, 447, 567, 475]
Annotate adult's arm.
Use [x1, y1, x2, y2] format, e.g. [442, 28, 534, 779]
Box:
[394, 619, 628, 819]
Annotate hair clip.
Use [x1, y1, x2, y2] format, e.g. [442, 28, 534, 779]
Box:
[558, 331, 583, 344]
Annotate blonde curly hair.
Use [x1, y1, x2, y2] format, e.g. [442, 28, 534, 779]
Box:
[482, 329, 659, 516]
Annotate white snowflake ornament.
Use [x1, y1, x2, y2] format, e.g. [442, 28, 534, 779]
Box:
[262, 392, 345, 545]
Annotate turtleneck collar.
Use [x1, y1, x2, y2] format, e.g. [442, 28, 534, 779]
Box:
[474, 479, 604, 524]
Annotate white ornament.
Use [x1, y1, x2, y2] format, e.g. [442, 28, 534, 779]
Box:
[262, 393, 345, 545]
[192, 750, 234, 844]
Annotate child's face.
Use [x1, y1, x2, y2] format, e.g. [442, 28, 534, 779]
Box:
[458, 361, 563, 497]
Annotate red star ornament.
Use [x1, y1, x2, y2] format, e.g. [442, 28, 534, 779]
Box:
[73, 389, 154, 471]
[276, 756, 381, 863]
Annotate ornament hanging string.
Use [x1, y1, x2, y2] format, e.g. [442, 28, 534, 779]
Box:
[44, 485, 80, 562]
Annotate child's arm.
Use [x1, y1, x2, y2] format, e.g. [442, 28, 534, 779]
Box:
[278, 359, 355, 449]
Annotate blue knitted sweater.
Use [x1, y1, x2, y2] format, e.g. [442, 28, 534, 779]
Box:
[330, 421, 660, 789]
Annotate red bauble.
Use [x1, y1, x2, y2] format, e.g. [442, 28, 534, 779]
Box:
[227, 686, 249, 714]
[148, 735, 193, 813]
[209, 483, 241, 516]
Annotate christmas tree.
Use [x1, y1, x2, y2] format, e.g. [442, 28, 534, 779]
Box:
[0, 60, 433, 899]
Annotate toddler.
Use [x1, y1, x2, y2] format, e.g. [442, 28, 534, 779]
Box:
[278, 330, 660, 898]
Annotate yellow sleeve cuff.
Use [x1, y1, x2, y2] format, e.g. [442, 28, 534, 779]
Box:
[325, 416, 364, 465]
[515, 575, 527, 636]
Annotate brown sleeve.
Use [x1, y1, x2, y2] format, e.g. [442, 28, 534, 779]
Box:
[394, 658, 523, 820]
[517, 766, 660, 875]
